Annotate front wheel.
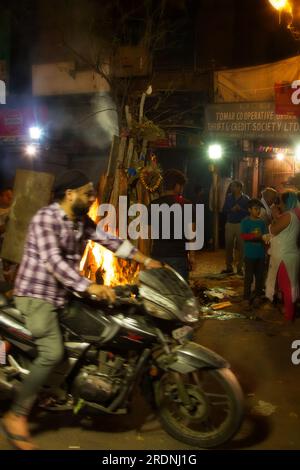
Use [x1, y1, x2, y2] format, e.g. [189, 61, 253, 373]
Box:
[155, 368, 244, 448]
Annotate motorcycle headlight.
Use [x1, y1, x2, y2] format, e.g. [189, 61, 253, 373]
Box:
[182, 298, 200, 323]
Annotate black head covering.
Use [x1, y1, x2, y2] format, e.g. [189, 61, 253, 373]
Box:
[53, 170, 91, 197]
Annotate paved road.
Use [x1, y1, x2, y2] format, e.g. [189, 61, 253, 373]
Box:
[1, 315, 299, 451]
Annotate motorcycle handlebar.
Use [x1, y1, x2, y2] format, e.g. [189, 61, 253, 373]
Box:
[113, 284, 139, 298]
[72, 284, 139, 305]
[88, 284, 139, 306]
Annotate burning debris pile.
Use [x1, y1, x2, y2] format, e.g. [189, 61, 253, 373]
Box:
[80, 200, 139, 286]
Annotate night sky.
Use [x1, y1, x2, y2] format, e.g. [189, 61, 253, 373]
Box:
[1, 0, 299, 94]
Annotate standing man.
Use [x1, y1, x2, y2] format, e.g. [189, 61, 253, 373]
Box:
[2, 170, 161, 450]
[148, 169, 194, 281]
[222, 180, 249, 275]
[260, 187, 277, 226]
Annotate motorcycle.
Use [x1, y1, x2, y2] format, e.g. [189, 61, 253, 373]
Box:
[0, 267, 244, 448]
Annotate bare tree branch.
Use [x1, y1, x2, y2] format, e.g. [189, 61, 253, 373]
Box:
[76, 108, 118, 126]
[60, 38, 114, 89]
[157, 103, 202, 125]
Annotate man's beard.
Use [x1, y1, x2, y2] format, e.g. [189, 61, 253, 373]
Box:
[72, 202, 90, 217]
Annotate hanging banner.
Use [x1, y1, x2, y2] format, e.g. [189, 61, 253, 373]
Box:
[205, 102, 300, 139]
[214, 55, 300, 103]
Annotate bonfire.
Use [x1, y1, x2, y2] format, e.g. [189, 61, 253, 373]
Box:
[80, 199, 139, 286]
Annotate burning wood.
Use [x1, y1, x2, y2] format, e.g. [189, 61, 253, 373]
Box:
[80, 242, 139, 286]
[80, 199, 139, 286]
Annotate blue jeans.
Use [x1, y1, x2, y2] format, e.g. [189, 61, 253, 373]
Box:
[157, 256, 189, 281]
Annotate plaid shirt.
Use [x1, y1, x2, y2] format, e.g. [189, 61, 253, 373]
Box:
[14, 203, 137, 307]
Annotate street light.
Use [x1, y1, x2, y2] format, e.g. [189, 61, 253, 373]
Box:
[269, 0, 292, 26]
[268, 0, 289, 10]
[29, 126, 43, 140]
[276, 152, 285, 161]
[295, 144, 300, 162]
[208, 144, 223, 160]
[25, 144, 38, 157]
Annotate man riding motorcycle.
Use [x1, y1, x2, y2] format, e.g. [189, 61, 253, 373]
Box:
[1, 170, 161, 450]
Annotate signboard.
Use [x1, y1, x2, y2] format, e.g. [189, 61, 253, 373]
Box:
[0, 106, 48, 137]
[274, 82, 300, 116]
[205, 102, 300, 139]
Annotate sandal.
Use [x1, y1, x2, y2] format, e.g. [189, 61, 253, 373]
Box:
[0, 422, 39, 450]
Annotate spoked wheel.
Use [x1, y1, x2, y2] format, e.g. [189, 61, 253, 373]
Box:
[155, 368, 244, 448]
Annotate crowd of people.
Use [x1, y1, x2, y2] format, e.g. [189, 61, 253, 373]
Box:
[221, 180, 300, 323]
[146, 170, 300, 324]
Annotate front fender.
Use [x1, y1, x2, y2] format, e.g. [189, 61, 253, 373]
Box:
[157, 342, 229, 373]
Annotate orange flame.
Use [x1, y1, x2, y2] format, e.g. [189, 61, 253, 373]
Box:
[88, 199, 100, 223]
[269, 0, 289, 10]
[80, 199, 139, 286]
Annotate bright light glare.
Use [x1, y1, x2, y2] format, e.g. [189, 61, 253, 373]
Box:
[208, 144, 223, 160]
[276, 153, 285, 161]
[29, 126, 42, 140]
[25, 145, 37, 157]
[295, 145, 300, 162]
[269, 0, 288, 10]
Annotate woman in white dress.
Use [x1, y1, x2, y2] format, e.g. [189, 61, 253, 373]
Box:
[265, 191, 300, 321]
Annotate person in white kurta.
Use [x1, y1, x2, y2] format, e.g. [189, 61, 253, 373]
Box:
[265, 192, 300, 321]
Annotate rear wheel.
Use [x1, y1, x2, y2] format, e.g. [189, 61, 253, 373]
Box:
[155, 368, 244, 448]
